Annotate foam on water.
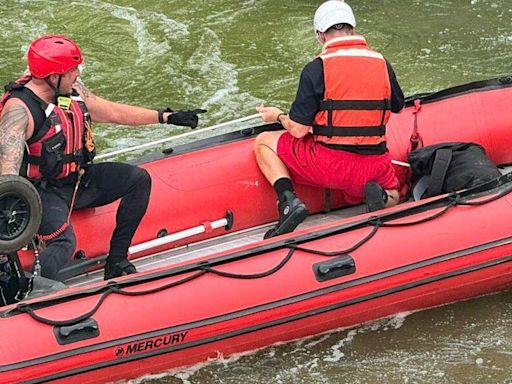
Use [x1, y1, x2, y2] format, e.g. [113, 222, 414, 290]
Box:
[77, 0, 188, 63]
[183, 28, 263, 122]
[125, 348, 257, 384]
[124, 312, 411, 384]
[84, 280, 512, 384]
[0, 2, 48, 54]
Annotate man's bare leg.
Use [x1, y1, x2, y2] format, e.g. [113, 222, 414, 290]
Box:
[254, 131, 308, 238]
[254, 131, 289, 184]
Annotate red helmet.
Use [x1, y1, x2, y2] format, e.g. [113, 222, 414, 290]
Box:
[27, 35, 83, 78]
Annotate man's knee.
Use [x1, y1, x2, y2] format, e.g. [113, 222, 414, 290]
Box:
[54, 235, 76, 259]
[39, 229, 77, 279]
[49, 228, 76, 258]
[255, 131, 282, 153]
[128, 166, 152, 191]
[136, 167, 151, 188]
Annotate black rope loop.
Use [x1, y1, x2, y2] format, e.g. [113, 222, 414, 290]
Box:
[112, 270, 208, 296]
[368, 216, 383, 227]
[292, 225, 380, 257]
[200, 248, 295, 279]
[16, 289, 114, 327]
[381, 202, 455, 227]
[15, 271, 209, 326]
[457, 183, 512, 206]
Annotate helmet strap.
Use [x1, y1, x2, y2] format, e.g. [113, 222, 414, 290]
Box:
[44, 74, 64, 103]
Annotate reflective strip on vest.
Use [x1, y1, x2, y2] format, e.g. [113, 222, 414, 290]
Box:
[320, 48, 384, 61]
[45, 103, 55, 117]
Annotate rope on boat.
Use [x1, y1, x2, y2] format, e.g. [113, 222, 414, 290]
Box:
[290, 225, 381, 257]
[15, 270, 208, 326]
[200, 248, 295, 279]
[14, 180, 512, 327]
[96, 113, 262, 160]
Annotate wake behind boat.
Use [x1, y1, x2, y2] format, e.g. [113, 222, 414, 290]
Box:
[1, 76, 512, 384]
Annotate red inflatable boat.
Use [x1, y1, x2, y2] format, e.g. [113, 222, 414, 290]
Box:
[1, 76, 512, 384]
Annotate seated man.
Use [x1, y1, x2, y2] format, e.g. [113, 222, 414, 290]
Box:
[0, 35, 205, 280]
[255, 1, 404, 239]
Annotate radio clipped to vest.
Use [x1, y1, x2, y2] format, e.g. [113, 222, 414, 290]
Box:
[57, 96, 72, 111]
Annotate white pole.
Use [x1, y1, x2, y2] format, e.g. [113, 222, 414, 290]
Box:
[392, 160, 411, 168]
[96, 113, 262, 160]
[128, 218, 228, 255]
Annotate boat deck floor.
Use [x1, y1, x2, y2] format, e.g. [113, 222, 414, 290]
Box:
[67, 165, 512, 288]
[68, 204, 367, 287]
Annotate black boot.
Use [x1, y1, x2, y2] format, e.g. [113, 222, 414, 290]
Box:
[364, 182, 388, 212]
[104, 259, 137, 280]
[264, 191, 309, 239]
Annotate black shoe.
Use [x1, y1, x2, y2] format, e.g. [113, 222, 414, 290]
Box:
[264, 191, 309, 239]
[104, 259, 137, 280]
[364, 182, 388, 212]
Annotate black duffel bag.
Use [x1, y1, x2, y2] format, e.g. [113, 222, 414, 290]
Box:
[408, 142, 501, 200]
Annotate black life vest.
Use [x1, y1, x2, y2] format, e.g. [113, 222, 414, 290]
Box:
[0, 76, 95, 180]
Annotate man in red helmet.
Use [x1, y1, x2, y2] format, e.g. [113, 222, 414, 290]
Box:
[255, 1, 404, 238]
[0, 35, 206, 281]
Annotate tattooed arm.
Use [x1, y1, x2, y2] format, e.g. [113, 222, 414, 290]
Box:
[0, 103, 31, 175]
[74, 79, 170, 125]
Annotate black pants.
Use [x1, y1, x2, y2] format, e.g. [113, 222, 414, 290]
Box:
[36, 162, 151, 280]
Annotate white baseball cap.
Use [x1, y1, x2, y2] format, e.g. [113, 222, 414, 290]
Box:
[314, 1, 356, 32]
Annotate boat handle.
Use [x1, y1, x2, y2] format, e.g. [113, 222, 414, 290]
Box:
[54, 318, 100, 345]
[313, 255, 356, 282]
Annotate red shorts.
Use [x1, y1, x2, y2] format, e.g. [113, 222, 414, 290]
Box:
[277, 133, 400, 204]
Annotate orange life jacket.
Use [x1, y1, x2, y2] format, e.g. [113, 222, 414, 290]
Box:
[313, 36, 391, 148]
[0, 76, 95, 180]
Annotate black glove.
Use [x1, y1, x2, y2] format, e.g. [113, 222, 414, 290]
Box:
[159, 108, 207, 129]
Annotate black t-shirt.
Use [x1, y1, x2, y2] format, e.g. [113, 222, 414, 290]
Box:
[289, 57, 404, 127]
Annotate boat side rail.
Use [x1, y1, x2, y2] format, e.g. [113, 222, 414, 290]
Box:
[87, 76, 512, 166]
[404, 75, 512, 107]
[2, 171, 512, 320]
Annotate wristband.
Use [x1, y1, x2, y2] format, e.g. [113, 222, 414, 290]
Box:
[276, 113, 287, 125]
[158, 107, 173, 124]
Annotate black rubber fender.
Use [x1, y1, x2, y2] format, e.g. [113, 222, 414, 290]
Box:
[0, 175, 42, 253]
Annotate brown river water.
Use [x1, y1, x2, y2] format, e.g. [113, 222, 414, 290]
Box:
[1, 1, 512, 383]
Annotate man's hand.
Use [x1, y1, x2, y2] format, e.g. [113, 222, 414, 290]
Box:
[256, 105, 284, 123]
[167, 109, 207, 129]
[256, 104, 311, 138]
